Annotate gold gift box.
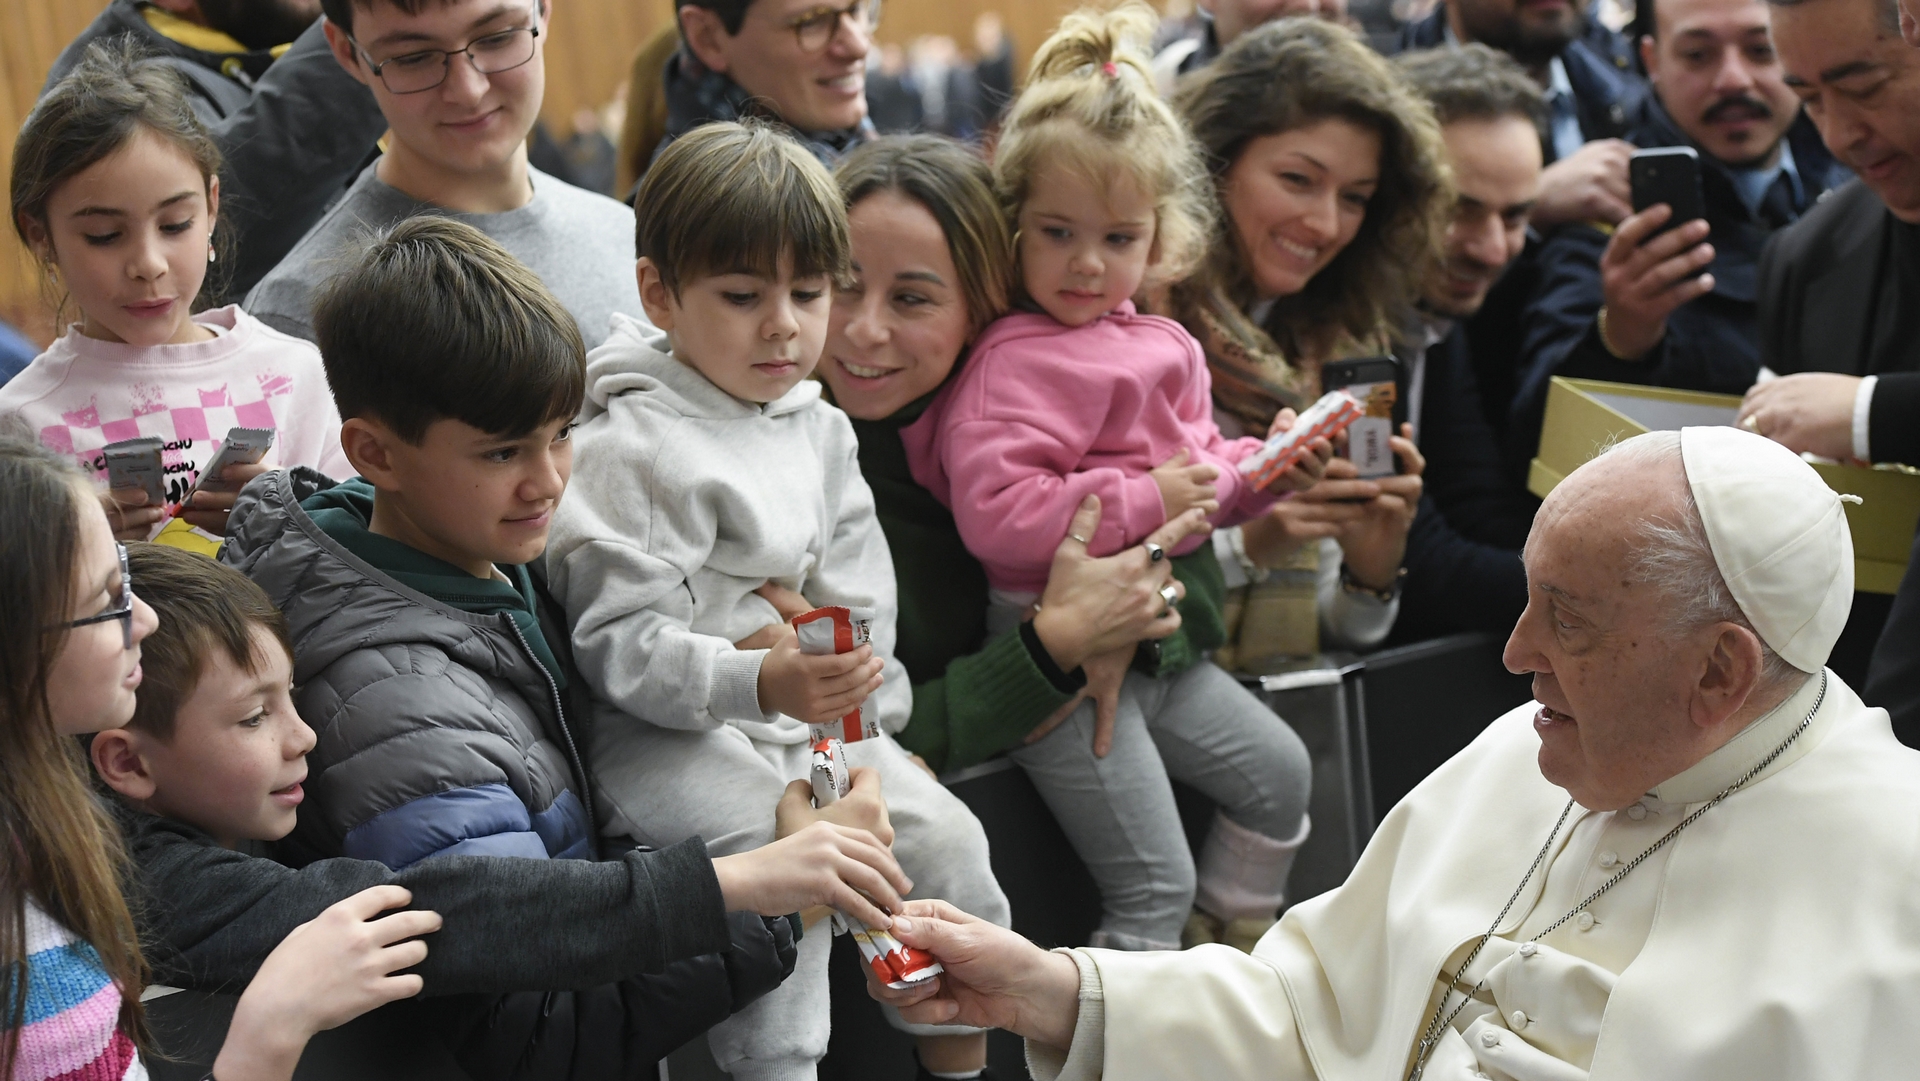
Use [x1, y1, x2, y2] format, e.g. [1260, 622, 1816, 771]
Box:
[1528, 377, 1920, 595]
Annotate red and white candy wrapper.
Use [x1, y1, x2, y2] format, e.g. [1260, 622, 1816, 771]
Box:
[1237, 389, 1366, 491]
[792, 605, 881, 743]
[808, 730, 943, 988]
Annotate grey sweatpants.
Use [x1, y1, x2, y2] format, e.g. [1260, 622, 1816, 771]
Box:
[591, 716, 1010, 1081]
[1008, 660, 1312, 950]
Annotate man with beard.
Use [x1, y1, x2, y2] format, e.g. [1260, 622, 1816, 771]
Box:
[1507, 0, 1840, 462]
[1388, 44, 1550, 647]
[45, 0, 385, 300]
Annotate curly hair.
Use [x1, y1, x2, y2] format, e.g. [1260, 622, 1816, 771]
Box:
[994, 3, 1217, 290]
[1172, 17, 1450, 358]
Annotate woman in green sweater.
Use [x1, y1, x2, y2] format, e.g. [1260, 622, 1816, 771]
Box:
[809, 136, 1216, 777]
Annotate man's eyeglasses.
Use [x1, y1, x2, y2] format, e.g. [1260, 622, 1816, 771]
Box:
[57, 543, 135, 651]
[351, 24, 541, 95]
[787, 0, 881, 53]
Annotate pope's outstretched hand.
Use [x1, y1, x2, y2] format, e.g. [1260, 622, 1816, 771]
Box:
[861, 899, 1083, 1050]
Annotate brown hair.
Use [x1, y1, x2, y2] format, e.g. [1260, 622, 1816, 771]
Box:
[994, 3, 1215, 289]
[319, 0, 548, 36]
[637, 120, 853, 298]
[834, 135, 1013, 336]
[1172, 17, 1450, 358]
[1395, 44, 1548, 131]
[10, 39, 227, 314]
[123, 544, 292, 743]
[0, 435, 147, 1077]
[312, 216, 586, 444]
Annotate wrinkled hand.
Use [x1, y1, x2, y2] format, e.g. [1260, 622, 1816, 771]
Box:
[216, 886, 440, 1081]
[1028, 496, 1207, 673]
[1258, 407, 1336, 494]
[1334, 427, 1423, 590]
[1738, 372, 1862, 461]
[1150, 447, 1221, 520]
[101, 489, 165, 542]
[775, 767, 894, 845]
[178, 461, 270, 535]
[714, 814, 910, 928]
[1597, 205, 1715, 359]
[757, 632, 884, 724]
[1022, 644, 1132, 756]
[1533, 139, 1634, 229]
[863, 900, 1082, 1049]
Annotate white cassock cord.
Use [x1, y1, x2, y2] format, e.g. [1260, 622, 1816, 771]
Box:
[1405, 671, 1828, 1081]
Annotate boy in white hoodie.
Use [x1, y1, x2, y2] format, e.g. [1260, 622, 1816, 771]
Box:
[545, 122, 1011, 1081]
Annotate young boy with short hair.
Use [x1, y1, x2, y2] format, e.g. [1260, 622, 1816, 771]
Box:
[93, 542, 906, 1078]
[204, 215, 910, 1077]
[545, 120, 1010, 1081]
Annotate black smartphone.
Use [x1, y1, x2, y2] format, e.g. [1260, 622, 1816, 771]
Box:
[1629, 146, 1708, 236]
[1320, 356, 1403, 480]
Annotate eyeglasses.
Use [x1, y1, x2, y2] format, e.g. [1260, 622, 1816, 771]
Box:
[786, 0, 881, 53]
[350, 23, 541, 95]
[57, 543, 135, 651]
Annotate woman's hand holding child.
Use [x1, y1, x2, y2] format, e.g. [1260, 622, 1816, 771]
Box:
[214, 885, 441, 1081]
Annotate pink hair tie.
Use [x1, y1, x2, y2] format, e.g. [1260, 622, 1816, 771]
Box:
[1101, 61, 1118, 78]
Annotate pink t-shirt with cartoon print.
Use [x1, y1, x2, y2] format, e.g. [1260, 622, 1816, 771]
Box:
[0, 305, 350, 506]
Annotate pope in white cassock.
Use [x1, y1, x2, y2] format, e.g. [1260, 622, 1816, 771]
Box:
[867, 426, 1920, 1081]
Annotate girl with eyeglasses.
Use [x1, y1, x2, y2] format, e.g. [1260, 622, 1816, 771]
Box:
[0, 435, 448, 1081]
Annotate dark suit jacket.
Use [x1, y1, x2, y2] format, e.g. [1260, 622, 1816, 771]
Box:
[1390, 322, 1536, 646]
[1508, 99, 1840, 464]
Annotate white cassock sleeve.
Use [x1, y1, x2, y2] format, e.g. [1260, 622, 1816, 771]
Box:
[1027, 946, 1317, 1081]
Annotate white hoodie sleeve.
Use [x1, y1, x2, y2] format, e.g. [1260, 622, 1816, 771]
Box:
[800, 416, 914, 735]
[548, 412, 772, 733]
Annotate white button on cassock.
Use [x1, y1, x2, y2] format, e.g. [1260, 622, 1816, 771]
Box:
[1510, 1010, 1529, 1028]
[1482, 1030, 1501, 1048]
[1627, 804, 1648, 821]
[1576, 911, 1596, 931]
[1597, 850, 1619, 868]
[1518, 942, 1538, 958]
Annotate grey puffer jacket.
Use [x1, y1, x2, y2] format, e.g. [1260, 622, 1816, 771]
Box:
[220, 468, 595, 869]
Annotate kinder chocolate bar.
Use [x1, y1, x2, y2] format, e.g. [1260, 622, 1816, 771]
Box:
[1237, 389, 1365, 491]
[809, 730, 943, 988]
[792, 605, 881, 743]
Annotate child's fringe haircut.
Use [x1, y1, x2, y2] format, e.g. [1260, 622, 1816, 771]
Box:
[994, 3, 1216, 287]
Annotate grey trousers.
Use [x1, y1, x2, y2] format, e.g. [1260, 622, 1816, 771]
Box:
[591, 716, 1010, 1081]
[1008, 660, 1312, 950]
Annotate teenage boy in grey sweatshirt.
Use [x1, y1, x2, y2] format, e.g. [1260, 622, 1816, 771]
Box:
[545, 122, 1010, 1081]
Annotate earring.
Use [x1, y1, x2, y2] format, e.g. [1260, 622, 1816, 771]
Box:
[207, 241, 217, 264]
[44, 262, 58, 284]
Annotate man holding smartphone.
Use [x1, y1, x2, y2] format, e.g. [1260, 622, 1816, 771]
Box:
[1507, 0, 1840, 465]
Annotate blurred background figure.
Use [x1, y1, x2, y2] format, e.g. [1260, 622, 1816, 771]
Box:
[867, 41, 926, 133]
[911, 34, 985, 138]
[974, 13, 1018, 123]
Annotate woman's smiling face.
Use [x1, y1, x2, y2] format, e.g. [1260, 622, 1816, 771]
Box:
[1220, 118, 1381, 300]
[820, 190, 976, 421]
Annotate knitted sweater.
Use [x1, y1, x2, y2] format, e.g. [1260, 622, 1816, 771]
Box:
[8, 900, 144, 1081]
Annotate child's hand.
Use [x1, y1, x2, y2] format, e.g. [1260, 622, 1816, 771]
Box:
[100, 488, 164, 542]
[1258, 408, 1336, 494]
[776, 767, 894, 845]
[178, 461, 270, 536]
[713, 816, 912, 929]
[1150, 448, 1220, 521]
[756, 633, 884, 724]
[214, 886, 441, 1081]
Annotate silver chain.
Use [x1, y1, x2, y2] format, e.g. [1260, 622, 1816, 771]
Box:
[1405, 672, 1827, 1081]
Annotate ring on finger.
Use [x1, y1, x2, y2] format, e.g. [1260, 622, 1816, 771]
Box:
[1159, 582, 1179, 612]
[1069, 532, 1091, 545]
[1143, 541, 1165, 563]
[1741, 414, 1762, 434]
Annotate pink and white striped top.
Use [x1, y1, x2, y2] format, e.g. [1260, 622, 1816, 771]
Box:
[6, 900, 144, 1081]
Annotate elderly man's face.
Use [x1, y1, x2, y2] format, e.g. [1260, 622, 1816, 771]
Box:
[1503, 456, 1719, 810]
[1773, 0, 1920, 221]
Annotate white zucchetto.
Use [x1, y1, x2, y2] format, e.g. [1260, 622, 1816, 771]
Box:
[1681, 426, 1855, 672]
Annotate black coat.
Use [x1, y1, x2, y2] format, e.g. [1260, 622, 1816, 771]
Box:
[1389, 322, 1537, 646]
[1508, 97, 1840, 465]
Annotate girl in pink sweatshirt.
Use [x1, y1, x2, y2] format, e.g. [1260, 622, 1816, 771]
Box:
[901, 6, 1321, 953]
[3, 44, 348, 545]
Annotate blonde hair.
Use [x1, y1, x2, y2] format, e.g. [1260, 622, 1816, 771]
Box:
[994, 3, 1216, 290]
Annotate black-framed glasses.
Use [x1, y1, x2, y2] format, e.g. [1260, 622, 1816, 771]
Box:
[351, 23, 541, 95]
[56, 543, 135, 651]
[786, 0, 880, 53]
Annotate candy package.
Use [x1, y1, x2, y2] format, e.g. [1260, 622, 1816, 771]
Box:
[792, 605, 881, 743]
[809, 733, 942, 989]
[1237, 389, 1366, 491]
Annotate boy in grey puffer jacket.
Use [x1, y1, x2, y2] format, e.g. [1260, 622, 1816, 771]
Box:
[546, 124, 1010, 1081]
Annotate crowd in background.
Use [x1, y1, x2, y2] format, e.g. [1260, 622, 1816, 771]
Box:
[4, 0, 1920, 1077]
